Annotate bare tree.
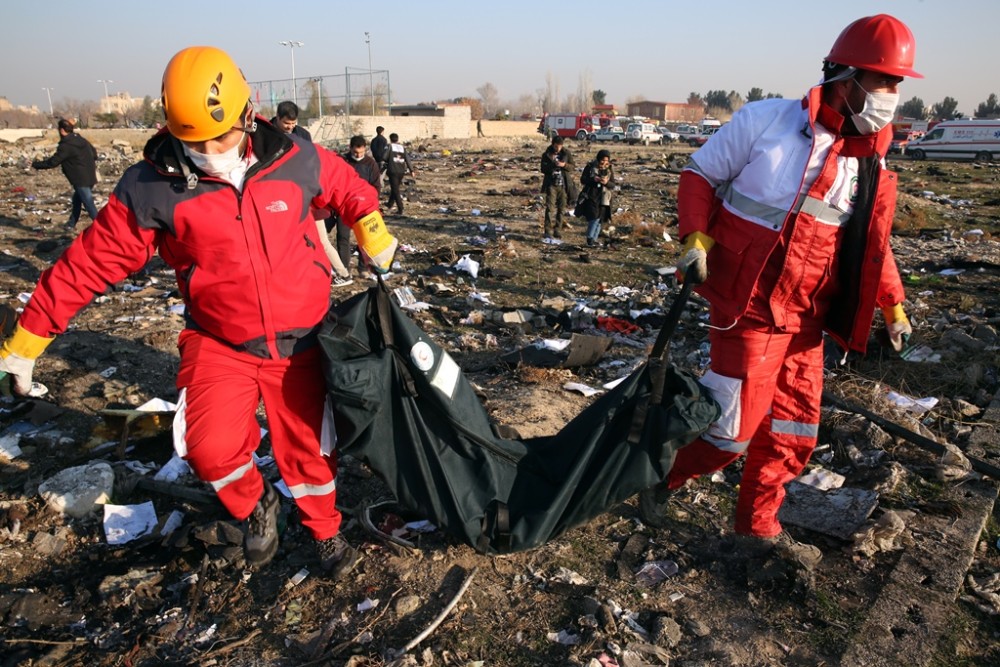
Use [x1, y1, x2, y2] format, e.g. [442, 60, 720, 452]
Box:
[544, 73, 560, 114]
[476, 82, 500, 119]
[575, 70, 592, 113]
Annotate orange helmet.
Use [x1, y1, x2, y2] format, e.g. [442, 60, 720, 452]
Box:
[161, 46, 252, 142]
[825, 14, 922, 79]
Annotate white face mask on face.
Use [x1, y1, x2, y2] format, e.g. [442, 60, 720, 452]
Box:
[183, 137, 249, 187]
[847, 80, 899, 134]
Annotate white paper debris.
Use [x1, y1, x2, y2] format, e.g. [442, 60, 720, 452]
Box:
[886, 391, 939, 414]
[103, 501, 158, 545]
[563, 382, 602, 397]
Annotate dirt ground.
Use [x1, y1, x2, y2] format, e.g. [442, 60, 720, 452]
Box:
[1, 131, 1000, 667]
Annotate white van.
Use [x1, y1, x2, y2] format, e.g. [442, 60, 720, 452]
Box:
[905, 119, 1000, 162]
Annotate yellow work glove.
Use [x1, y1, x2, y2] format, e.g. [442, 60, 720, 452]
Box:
[881, 304, 912, 353]
[353, 210, 399, 275]
[0, 324, 54, 397]
[677, 231, 714, 285]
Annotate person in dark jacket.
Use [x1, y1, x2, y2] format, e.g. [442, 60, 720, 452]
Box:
[337, 135, 383, 278]
[32, 119, 99, 230]
[384, 133, 414, 215]
[579, 149, 614, 246]
[271, 101, 351, 283]
[540, 135, 575, 240]
[271, 100, 311, 140]
[370, 126, 389, 166]
[2, 46, 398, 577]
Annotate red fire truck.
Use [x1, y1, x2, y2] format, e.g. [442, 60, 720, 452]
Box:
[536, 113, 602, 140]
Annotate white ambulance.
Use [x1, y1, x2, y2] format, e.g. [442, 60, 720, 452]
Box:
[905, 119, 1000, 162]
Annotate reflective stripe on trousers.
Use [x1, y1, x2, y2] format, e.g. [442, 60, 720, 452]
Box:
[174, 329, 341, 540]
[667, 322, 824, 537]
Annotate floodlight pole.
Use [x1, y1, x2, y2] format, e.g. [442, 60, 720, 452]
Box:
[278, 40, 304, 106]
[365, 32, 375, 116]
[42, 87, 54, 116]
[97, 79, 113, 112]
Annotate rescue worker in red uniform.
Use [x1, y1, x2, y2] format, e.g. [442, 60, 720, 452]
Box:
[0, 46, 399, 575]
[639, 15, 920, 569]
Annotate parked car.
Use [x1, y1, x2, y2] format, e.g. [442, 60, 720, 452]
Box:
[588, 126, 625, 142]
[889, 130, 923, 154]
[657, 127, 680, 143]
[675, 124, 702, 142]
[625, 122, 662, 146]
[688, 126, 720, 147]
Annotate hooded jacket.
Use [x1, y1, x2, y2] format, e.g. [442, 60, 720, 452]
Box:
[679, 86, 903, 353]
[20, 119, 379, 360]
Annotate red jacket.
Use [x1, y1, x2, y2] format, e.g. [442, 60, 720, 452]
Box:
[21, 120, 380, 359]
[679, 87, 904, 353]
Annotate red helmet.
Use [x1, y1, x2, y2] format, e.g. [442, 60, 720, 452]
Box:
[825, 14, 922, 79]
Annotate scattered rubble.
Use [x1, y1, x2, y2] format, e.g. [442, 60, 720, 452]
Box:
[1, 134, 999, 665]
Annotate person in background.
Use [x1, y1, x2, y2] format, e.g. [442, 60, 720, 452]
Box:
[271, 100, 310, 140]
[384, 132, 414, 216]
[579, 149, 614, 246]
[271, 100, 352, 284]
[32, 118, 99, 231]
[539, 134, 575, 240]
[370, 125, 389, 169]
[1, 46, 398, 576]
[335, 135, 383, 282]
[639, 14, 921, 571]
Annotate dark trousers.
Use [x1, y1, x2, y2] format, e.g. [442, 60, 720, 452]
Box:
[387, 172, 405, 214]
[335, 218, 353, 271]
[69, 186, 98, 226]
[543, 186, 567, 237]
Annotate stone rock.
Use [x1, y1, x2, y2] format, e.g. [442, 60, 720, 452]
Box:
[652, 615, 683, 648]
[394, 594, 421, 617]
[37, 461, 114, 518]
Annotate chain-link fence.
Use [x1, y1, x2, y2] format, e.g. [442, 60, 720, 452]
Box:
[249, 68, 391, 123]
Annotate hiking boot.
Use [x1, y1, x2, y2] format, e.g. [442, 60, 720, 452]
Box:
[637, 483, 674, 529]
[731, 531, 823, 570]
[244, 480, 279, 567]
[316, 533, 360, 579]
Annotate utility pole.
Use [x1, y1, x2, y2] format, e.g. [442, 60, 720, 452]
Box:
[365, 32, 375, 116]
[278, 40, 304, 106]
[311, 78, 324, 118]
[42, 87, 54, 116]
[97, 79, 113, 113]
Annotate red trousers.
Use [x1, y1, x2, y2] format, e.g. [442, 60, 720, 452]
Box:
[174, 330, 341, 540]
[666, 322, 824, 537]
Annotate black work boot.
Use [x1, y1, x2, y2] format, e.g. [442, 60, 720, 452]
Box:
[731, 531, 823, 571]
[244, 480, 279, 567]
[638, 483, 674, 529]
[316, 533, 360, 579]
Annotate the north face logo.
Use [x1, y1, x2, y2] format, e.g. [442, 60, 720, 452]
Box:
[265, 200, 289, 213]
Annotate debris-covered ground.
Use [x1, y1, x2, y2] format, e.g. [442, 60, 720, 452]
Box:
[1, 132, 1000, 666]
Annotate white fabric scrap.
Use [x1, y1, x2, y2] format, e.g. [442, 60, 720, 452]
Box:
[564, 382, 602, 397]
[0, 433, 23, 460]
[885, 391, 938, 415]
[546, 630, 581, 645]
[103, 501, 158, 545]
[455, 254, 479, 279]
[357, 597, 380, 612]
[796, 467, 845, 491]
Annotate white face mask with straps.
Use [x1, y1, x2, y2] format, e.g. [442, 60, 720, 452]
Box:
[182, 136, 250, 188]
[846, 79, 899, 135]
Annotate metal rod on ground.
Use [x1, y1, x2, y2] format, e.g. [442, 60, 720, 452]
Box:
[821, 390, 1000, 479]
[398, 567, 478, 654]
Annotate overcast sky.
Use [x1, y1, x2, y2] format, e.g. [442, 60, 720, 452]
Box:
[3, 0, 995, 117]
